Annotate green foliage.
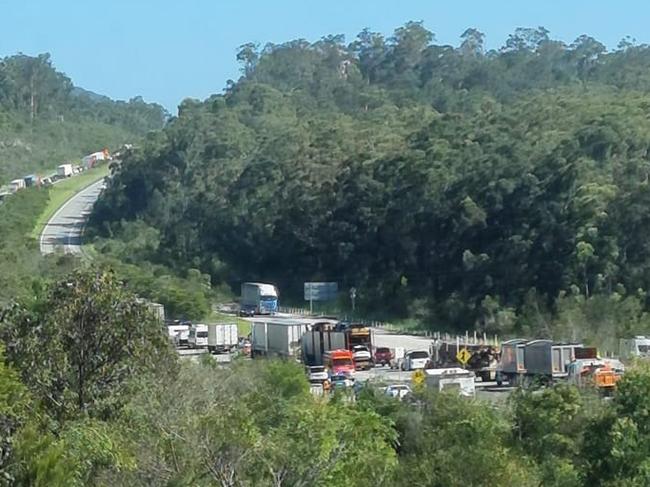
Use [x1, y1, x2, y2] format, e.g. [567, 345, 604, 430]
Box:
[396, 391, 539, 486]
[90, 24, 650, 339]
[0, 52, 166, 182]
[0, 268, 177, 421]
[0, 345, 31, 484]
[102, 359, 397, 486]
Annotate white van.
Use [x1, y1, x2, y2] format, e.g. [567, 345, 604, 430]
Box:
[167, 324, 189, 347]
[188, 324, 209, 348]
[401, 350, 430, 371]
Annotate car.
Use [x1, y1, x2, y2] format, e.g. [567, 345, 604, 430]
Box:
[374, 347, 393, 366]
[352, 345, 372, 370]
[239, 308, 255, 317]
[330, 374, 355, 389]
[308, 365, 329, 382]
[385, 384, 411, 399]
[401, 350, 430, 371]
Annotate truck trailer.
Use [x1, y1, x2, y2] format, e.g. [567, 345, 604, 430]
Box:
[240, 282, 279, 316]
[497, 339, 583, 386]
[57, 164, 73, 178]
[251, 320, 309, 358]
[207, 323, 238, 354]
[301, 322, 346, 366]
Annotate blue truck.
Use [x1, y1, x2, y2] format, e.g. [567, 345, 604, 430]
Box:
[240, 282, 279, 316]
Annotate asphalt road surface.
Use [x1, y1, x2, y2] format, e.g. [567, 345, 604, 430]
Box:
[40, 179, 105, 255]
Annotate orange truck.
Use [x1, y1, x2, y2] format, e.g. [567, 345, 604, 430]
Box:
[567, 356, 624, 393]
[323, 349, 355, 378]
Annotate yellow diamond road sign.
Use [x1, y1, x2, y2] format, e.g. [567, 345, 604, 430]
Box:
[412, 369, 426, 387]
[457, 348, 472, 365]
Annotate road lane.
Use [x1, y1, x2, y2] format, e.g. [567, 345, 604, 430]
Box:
[39, 179, 105, 255]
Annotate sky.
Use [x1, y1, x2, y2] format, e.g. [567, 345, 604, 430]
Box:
[1, 0, 649, 113]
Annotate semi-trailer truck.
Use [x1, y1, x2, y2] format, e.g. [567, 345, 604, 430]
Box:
[240, 282, 279, 316]
[207, 323, 238, 354]
[251, 320, 309, 358]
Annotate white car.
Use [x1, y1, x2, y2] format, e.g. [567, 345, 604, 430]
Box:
[402, 350, 430, 371]
[385, 384, 411, 400]
[308, 366, 329, 382]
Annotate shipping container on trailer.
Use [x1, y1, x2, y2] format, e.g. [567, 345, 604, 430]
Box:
[251, 320, 309, 358]
[207, 323, 239, 353]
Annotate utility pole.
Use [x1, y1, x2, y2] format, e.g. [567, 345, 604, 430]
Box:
[350, 287, 357, 316]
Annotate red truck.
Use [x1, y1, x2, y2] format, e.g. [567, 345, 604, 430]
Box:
[374, 347, 393, 367]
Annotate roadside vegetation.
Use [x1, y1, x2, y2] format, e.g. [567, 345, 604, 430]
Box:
[2, 270, 650, 486]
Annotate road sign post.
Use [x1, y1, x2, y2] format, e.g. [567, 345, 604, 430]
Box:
[456, 348, 472, 368]
[304, 282, 338, 315]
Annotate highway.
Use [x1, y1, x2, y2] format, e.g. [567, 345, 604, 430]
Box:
[39, 179, 105, 254]
[39, 185, 510, 401]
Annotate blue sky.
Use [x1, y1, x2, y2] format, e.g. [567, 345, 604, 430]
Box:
[1, 0, 648, 113]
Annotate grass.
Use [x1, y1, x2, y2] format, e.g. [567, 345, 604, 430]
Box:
[209, 311, 252, 337]
[31, 164, 110, 240]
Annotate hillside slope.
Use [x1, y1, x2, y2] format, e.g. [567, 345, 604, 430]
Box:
[0, 53, 166, 181]
[90, 24, 650, 338]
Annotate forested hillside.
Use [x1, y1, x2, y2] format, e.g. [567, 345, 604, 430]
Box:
[91, 23, 650, 338]
[0, 53, 166, 181]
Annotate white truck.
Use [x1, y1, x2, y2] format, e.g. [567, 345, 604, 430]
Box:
[148, 302, 165, 323]
[167, 324, 189, 347]
[9, 179, 25, 193]
[424, 368, 476, 397]
[188, 324, 209, 348]
[207, 323, 238, 354]
[240, 282, 279, 316]
[57, 164, 73, 178]
[251, 320, 309, 358]
[620, 336, 650, 360]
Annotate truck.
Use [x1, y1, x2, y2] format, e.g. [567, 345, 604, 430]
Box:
[167, 324, 190, 347]
[496, 339, 527, 386]
[207, 323, 238, 354]
[240, 282, 279, 316]
[147, 302, 165, 323]
[251, 320, 309, 358]
[23, 175, 40, 187]
[567, 355, 625, 394]
[335, 322, 374, 369]
[424, 368, 476, 397]
[9, 179, 25, 192]
[619, 336, 650, 360]
[57, 164, 73, 178]
[82, 150, 108, 169]
[188, 324, 209, 348]
[497, 339, 583, 386]
[430, 341, 499, 382]
[323, 349, 356, 377]
[301, 321, 346, 366]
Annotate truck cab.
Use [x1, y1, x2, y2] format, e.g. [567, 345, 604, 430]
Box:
[620, 336, 650, 360]
[324, 349, 355, 378]
[188, 324, 209, 348]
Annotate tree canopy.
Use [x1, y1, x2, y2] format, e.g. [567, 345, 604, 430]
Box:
[91, 23, 650, 338]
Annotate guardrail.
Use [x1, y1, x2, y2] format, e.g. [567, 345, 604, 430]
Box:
[277, 306, 499, 346]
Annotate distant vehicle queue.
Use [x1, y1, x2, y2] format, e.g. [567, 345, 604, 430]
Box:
[0, 148, 113, 203]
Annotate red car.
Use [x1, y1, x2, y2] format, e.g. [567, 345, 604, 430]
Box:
[374, 347, 393, 367]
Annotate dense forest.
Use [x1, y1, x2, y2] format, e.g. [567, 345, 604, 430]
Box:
[0, 53, 167, 181]
[92, 23, 650, 340]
